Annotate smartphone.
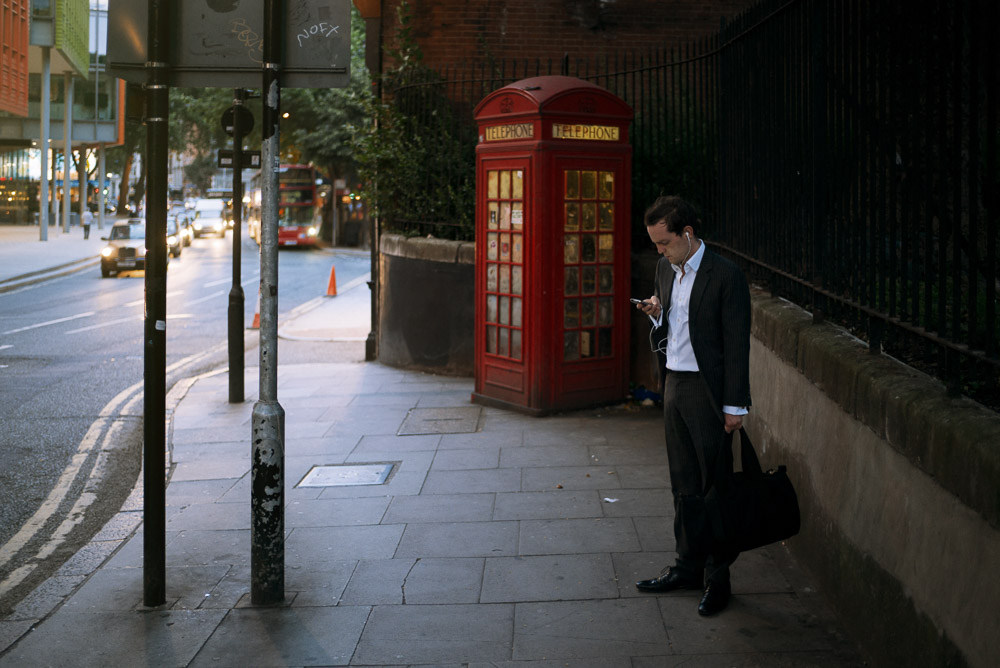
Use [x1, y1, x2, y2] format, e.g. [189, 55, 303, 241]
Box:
[630, 298, 652, 306]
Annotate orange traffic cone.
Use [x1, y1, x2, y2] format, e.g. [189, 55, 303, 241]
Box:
[249, 285, 260, 329]
[326, 264, 338, 297]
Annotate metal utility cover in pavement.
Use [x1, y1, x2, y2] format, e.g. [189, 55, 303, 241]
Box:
[297, 463, 396, 488]
[398, 407, 482, 435]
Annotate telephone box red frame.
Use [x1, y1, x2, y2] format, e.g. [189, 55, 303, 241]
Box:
[472, 76, 633, 415]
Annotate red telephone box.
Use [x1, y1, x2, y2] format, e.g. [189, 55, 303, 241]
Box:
[472, 76, 633, 415]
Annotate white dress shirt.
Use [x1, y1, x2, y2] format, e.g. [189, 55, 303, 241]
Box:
[653, 241, 747, 416]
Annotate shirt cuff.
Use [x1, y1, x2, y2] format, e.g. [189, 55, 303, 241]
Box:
[722, 405, 748, 416]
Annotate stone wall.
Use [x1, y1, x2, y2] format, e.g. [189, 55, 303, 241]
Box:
[378, 234, 475, 375]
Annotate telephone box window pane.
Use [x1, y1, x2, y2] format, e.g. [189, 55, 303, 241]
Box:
[512, 297, 522, 327]
[500, 170, 511, 199]
[599, 297, 613, 325]
[564, 299, 579, 328]
[500, 202, 511, 230]
[599, 202, 614, 230]
[564, 235, 580, 264]
[487, 264, 498, 291]
[580, 329, 593, 358]
[512, 234, 523, 263]
[581, 171, 597, 199]
[499, 328, 510, 356]
[600, 171, 614, 199]
[511, 330, 522, 359]
[500, 296, 510, 325]
[487, 325, 498, 354]
[565, 170, 579, 199]
[488, 233, 498, 260]
[582, 299, 596, 327]
[488, 171, 499, 199]
[581, 236, 596, 263]
[599, 328, 613, 357]
[582, 266, 596, 295]
[500, 233, 511, 261]
[489, 202, 499, 229]
[487, 295, 498, 323]
[564, 331, 580, 360]
[512, 202, 524, 230]
[581, 203, 597, 231]
[512, 266, 523, 295]
[564, 267, 579, 296]
[599, 266, 614, 293]
[564, 203, 579, 231]
[513, 170, 524, 199]
[499, 265, 510, 293]
[599, 234, 614, 262]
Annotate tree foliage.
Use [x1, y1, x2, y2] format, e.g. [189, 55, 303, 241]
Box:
[350, 0, 476, 240]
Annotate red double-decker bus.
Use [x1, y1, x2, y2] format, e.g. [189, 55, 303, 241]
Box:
[247, 164, 324, 247]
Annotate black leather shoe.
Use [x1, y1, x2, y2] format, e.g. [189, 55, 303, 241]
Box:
[635, 568, 703, 593]
[697, 581, 731, 616]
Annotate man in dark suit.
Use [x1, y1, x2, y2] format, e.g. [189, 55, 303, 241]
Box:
[633, 196, 752, 616]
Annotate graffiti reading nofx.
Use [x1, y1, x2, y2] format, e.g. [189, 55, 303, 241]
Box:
[297, 22, 340, 47]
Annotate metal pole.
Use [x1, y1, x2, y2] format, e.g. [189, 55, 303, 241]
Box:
[251, 0, 285, 606]
[143, 0, 170, 608]
[229, 88, 246, 404]
[63, 73, 72, 234]
[98, 144, 106, 230]
[39, 47, 50, 241]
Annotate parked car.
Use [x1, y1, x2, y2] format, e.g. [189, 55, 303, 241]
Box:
[100, 219, 149, 277]
[191, 198, 227, 237]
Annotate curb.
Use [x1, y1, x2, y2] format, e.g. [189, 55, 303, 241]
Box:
[0, 256, 100, 294]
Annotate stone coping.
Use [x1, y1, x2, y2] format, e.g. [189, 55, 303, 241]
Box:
[380, 233, 474, 264]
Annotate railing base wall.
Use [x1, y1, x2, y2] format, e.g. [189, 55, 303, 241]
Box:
[749, 291, 999, 668]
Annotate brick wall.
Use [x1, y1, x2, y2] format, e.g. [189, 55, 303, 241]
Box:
[379, 0, 760, 71]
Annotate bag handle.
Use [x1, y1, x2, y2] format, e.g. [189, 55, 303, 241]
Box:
[707, 427, 763, 494]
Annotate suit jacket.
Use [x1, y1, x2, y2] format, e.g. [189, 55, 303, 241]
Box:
[652, 246, 752, 418]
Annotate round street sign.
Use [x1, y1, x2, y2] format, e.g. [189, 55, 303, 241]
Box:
[222, 105, 254, 137]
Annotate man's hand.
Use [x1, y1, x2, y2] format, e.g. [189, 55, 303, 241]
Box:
[724, 413, 743, 433]
[637, 295, 662, 319]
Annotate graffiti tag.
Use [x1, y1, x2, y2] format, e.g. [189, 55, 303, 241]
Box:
[297, 22, 339, 47]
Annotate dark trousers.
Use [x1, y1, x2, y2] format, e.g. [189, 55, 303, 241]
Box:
[662, 372, 738, 585]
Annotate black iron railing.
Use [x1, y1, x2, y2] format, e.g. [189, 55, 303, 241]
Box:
[381, 0, 1000, 408]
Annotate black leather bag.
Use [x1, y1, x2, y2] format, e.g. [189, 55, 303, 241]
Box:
[704, 428, 800, 553]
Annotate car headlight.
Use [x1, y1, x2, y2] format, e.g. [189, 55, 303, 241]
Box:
[101, 247, 114, 257]
[167, 235, 177, 245]
[307, 227, 318, 236]
[193, 222, 203, 230]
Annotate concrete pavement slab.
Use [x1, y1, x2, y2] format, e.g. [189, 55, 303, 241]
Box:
[493, 489, 604, 520]
[481, 554, 619, 603]
[352, 603, 514, 665]
[512, 598, 672, 660]
[0, 609, 228, 668]
[188, 606, 370, 667]
[382, 492, 497, 524]
[395, 520, 520, 558]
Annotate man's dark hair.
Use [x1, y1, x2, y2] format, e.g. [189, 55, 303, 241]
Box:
[644, 196, 698, 235]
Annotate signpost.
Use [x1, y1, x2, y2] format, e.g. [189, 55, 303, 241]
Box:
[106, 0, 351, 607]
